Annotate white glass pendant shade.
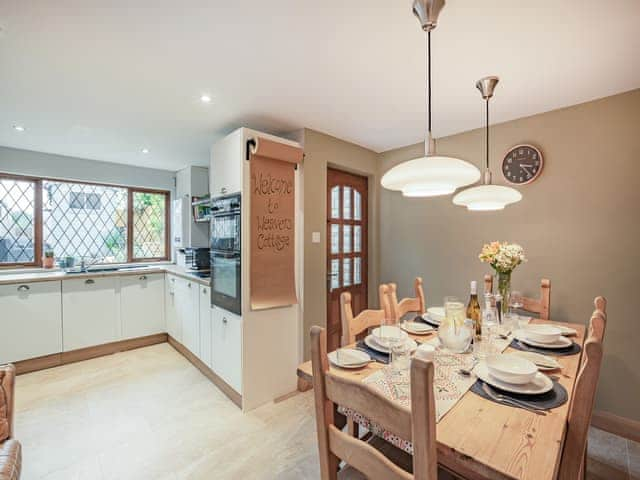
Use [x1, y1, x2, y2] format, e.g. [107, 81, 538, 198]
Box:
[452, 184, 522, 211]
[381, 155, 481, 197]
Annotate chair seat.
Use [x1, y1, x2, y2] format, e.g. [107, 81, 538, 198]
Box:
[0, 439, 21, 480]
[338, 436, 457, 479]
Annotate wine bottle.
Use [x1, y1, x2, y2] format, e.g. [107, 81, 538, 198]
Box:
[467, 281, 482, 338]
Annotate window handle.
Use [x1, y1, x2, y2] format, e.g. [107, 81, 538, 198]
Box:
[17, 284, 30, 292]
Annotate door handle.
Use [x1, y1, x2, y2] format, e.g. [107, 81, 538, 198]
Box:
[222, 317, 228, 324]
[17, 284, 30, 292]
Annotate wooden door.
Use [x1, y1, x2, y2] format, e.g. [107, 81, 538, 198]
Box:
[326, 168, 368, 351]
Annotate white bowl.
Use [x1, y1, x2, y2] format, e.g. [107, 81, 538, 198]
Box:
[485, 354, 538, 385]
[371, 326, 407, 348]
[427, 306, 445, 322]
[524, 325, 562, 344]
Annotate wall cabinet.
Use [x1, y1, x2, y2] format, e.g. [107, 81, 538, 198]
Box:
[198, 285, 212, 368]
[211, 305, 242, 393]
[121, 273, 165, 339]
[175, 276, 199, 356]
[210, 128, 242, 196]
[0, 281, 63, 363]
[62, 277, 119, 351]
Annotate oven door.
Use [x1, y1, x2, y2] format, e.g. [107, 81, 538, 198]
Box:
[210, 211, 240, 252]
[210, 250, 241, 315]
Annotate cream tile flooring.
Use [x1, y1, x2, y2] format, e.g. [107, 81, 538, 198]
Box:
[14, 344, 638, 480]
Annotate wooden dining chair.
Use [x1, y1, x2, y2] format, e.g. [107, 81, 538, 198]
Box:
[484, 274, 551, 319]
[557, 305, 606, 480]
[311, 325, 438, 480]
[341, 291, 386, 347]
[380, 278, 426, 322]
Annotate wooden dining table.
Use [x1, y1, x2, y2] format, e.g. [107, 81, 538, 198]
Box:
[296, 318, 586, 480]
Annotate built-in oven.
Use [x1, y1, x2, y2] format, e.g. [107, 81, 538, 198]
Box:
[210, 194, 241, 315]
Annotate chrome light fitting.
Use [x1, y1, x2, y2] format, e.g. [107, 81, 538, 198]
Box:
[381, 0, 480, 197]
[453, 77, 522, 210]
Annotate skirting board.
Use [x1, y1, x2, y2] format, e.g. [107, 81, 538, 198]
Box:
[167, 336, 243, 409]
[592, 410, 640, 443]
[13, 333, 168, 375]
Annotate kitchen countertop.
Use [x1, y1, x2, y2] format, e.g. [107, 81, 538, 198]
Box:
[0, 264, 210, 287]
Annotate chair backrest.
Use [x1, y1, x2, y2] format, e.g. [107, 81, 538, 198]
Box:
[380, 278, 426, 322]
[341, 291, 386, 346]
[0, 364, 16, 442]
[484, 274, 551, 320]
[557, 306, 606, 480]
[311, 326, 437, 480]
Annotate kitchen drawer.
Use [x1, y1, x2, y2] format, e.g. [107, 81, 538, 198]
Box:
[0, 281, 62, 363]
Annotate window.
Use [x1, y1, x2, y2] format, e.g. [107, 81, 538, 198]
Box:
[0, 176, 39, 266]
[0, 173, 170, 267]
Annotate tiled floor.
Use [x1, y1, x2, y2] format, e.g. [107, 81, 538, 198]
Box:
[13, 344, 638, 479]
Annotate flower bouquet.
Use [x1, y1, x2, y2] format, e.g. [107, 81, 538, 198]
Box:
[479, 241, 526, 313]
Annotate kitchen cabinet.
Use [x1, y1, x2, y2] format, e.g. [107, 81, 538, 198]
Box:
[175, 276, 199, 356]
[0, 281, 63, 363]
[210, 128, 242, 196]
[62, 276, 119, 351]
[121, 273, 165, 339]
[198, 285, 212, 368]
[165, 274, 180, 341]
[211, 305, 242, 393]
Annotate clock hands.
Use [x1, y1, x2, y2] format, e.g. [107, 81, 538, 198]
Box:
[521, 164, 534, 176]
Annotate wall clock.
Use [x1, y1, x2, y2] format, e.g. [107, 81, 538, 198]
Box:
[502, 144, 543, 185]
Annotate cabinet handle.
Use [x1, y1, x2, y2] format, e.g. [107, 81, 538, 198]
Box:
[221, 187, 227, 194]
[139, 275, 147, 281]
[202, 288, 207, 295]
[188, 282, 192, 288]
[222, 317, 228, 324]
[85, 279, 95, 285]
[17, 284, 30, 292]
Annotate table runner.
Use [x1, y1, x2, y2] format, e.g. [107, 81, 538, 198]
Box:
[339, 323, 527, 455]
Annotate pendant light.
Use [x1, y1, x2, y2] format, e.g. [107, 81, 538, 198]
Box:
[381, 0, 480, 197]
[452, 76, 522, 210]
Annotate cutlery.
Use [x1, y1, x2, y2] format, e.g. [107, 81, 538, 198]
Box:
[355, 347, 387, 364]
[458, 359, 478, 376]
[481, 383, 548, 415]
[498, 330, 512, 340]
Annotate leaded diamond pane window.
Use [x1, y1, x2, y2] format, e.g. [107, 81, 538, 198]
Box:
[0, 178, 36, 265]
[133, 191, 166, 259]
[43, 181, 128, 263]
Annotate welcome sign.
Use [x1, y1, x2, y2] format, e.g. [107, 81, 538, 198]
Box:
[249, 137, 303, 310]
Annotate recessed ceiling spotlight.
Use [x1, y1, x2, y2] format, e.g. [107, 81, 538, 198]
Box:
[13, 125, 25, 132]
[142, 148, 149, 154]
[200, 94, 212, 104]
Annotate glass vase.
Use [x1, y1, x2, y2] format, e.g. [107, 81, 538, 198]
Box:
[497, 271, 511, 315]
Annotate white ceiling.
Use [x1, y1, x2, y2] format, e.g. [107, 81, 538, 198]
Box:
[1, 0, 639, 171]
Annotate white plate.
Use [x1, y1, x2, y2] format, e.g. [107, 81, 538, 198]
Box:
[556, 325, 578, 336]
[328, 349, 371, 369]
[514, 329, 573, 349]
[371, 326, 408, 348]
[421, 313, 441, 326]
[426, 306, 445, 321]
[475, 361, 554, 395]
[364, 335, 418, 354]
[510, 351, 561, 371]
[401, 322, 434, 335]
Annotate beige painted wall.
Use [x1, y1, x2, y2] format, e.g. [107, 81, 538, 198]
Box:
[378, 89, 640, 421]
[301, 128, 379, 360]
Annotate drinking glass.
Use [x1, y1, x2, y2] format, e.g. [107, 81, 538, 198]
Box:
[510, 290, 523, 314]
[391, 342, 411, 371]
[444, 296, 465, 332]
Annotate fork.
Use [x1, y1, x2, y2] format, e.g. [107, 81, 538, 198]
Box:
[481, 383, 548, 415]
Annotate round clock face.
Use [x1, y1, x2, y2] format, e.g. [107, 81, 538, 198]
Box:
[502, 145, 543, 185]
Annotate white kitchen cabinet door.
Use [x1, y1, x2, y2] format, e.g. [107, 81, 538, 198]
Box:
[121, 273, 165, 339]
[62, 276, 118, 351]
[175, 277, 199, 356]
[210, 128, 242, 196]
[198, 285, 212, 368]
[165, 274, 180, 341]
[0, 281, 63, 363]
[211, 306, 242, 393]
